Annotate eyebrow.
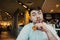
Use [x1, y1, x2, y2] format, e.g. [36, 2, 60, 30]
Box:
[38, 10, 41, 12]
[32, 12, 36, 14]
[38, 10, 42, 13]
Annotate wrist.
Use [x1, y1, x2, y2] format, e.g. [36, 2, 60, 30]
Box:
[45, 29, 50, 33]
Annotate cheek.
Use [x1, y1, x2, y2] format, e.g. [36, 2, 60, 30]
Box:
[40, 14, 43, 19]
[40, 16, 43, 18]
[30, 16, 36, 21]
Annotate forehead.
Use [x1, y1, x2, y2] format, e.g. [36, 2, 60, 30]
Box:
[30, 10, 42, 14]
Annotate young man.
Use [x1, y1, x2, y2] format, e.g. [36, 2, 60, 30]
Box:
[16, 7, 60, 40]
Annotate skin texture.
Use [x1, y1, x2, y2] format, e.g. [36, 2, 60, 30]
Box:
[30, 10, 43, 23]
[30, 10, 57, 40]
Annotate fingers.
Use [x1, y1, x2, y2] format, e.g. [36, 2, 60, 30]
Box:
[32, 26, 37, 31]
[34, 23, 46, 31]
[34, 23, 43, 27]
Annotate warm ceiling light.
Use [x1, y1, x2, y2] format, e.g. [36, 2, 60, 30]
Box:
[5, 12, 9, 15]
[50, 9, 54, 12]
[23, 5, 27, 8]
[5, 12, 11, 17]
[28, 9, 30, 10]
[56, 4, 59, 8]
[21, 13, 23, 15]
[5, 12, 7, 13]
[19, 3, 22, 5]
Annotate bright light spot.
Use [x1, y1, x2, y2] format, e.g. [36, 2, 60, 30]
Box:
[23, 5, 27, 8]
[21, 13, 23, 15]
[50, 9, 54, 12]
[19, 3, 22, 5]
[56, 4, 59, 8]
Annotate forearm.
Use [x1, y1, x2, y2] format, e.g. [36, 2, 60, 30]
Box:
[46, 30, 57, 40]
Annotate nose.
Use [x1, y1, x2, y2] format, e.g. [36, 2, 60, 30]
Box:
[36, 15, 40, 18]
[37, 17, 40, 20]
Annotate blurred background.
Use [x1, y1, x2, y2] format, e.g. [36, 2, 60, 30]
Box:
[0, 0, 60, 40]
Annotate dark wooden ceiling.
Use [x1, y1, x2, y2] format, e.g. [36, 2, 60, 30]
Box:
[0, 0, 60, 21]
[0, 0, 45, 21]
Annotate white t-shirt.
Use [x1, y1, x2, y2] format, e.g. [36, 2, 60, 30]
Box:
[16, 22, 60, 40]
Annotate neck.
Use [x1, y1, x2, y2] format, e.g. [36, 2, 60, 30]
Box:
[33, 21, 44, 24]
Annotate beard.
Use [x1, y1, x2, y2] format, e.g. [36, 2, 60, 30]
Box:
[33, 19, 43, 24]
[36, 20, 43, 23]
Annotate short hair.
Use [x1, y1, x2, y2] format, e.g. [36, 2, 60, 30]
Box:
[29, 7, 41, 15]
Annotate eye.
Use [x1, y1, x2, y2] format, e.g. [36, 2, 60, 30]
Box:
[39, 13, 41, 14]
[32, 14, 35, 16]
[38, 11, 42, 15]
[32, 12, 36, 16]
[38, 12, 41, 15]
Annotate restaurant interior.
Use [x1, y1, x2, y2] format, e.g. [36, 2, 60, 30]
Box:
[0, 0, 60, 40]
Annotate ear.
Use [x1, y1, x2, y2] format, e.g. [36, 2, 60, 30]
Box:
[30, 17, 32, 21]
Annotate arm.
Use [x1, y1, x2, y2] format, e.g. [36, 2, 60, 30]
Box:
[44, 24, 59, 40]
[44, 24, 60, 40]
[45, 24, 60, 40]
[34, 23, 60, 40]
[16, 25, 30, 40]
[46, 30, 58, 40]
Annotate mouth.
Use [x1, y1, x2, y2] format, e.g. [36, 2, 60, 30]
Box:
[36, 20, 40, 23]
[36, 19, 43, 23]
[36, 19, 41, 23]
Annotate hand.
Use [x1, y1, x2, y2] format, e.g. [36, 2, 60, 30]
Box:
[34, 23, 49, 32]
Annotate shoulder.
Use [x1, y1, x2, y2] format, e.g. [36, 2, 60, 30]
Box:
[43, 22, 55, 30]
[21, 23, 33, 31]
[24, 23, 33, 28]
[43, 22, 57, 33]
[43, 22, 54, 28]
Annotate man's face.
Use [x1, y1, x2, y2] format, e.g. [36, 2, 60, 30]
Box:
[30, 10, 44, 23]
